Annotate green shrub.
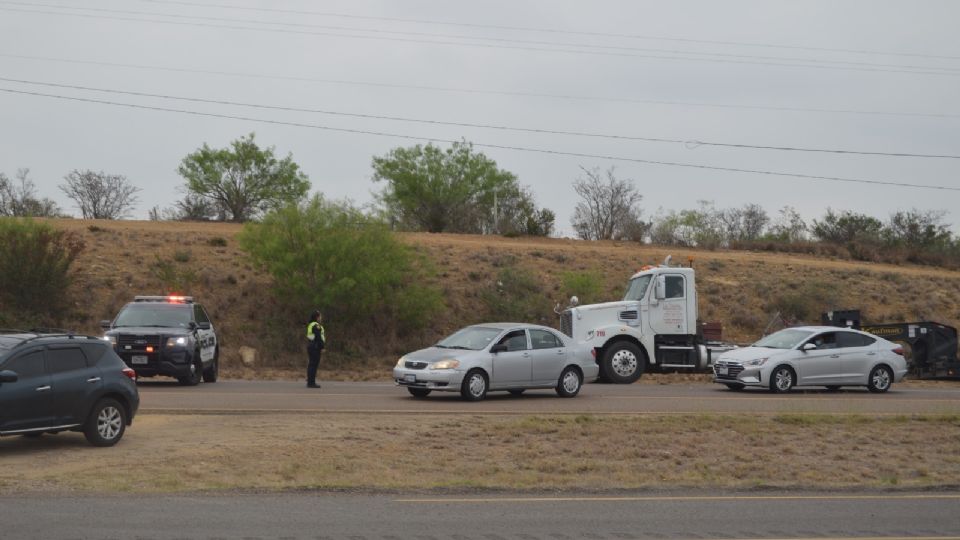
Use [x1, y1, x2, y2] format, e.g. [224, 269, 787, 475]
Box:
[237, 196, 444, 355]
[0, 218, 84, 326]
[150, 255, 198, 292]
[479, 264, 548, 322]
[559, 270, 604, 305]
[207, 236, 228, 247]
[173, 249, 192, 263]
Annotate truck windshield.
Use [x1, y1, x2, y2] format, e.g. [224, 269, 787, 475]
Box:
[623, 275, 653, 302]
[113, 304, 192, 328]
[436, 326, 503, 351]
[753, 329, 815, 349]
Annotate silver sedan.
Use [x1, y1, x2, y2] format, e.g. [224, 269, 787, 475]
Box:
[714, 326, 909, 393]
[393, 323, 600, 401]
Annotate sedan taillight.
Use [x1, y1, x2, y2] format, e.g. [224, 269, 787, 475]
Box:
[122, 367, 137, 381]
[892, 346, 904, 356]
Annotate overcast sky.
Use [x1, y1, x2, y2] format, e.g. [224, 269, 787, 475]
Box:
[1, 0, 958, 235]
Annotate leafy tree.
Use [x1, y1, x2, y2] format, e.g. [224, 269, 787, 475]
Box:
[0, 219, 84, 325]
[0, 169, 61, 217]
[570, 166, 644, 240]
[811, 208, 884, 244]
[178, 133, 310, 222]
[372, 140, 532, 233]
[238, 196, 443, 352]
[720, 203, 768, 242]
[884, 209, 952, 249]
[493, 186, 555, 237]
[60, 169, 139, 219]
[766, 206, 807, 242]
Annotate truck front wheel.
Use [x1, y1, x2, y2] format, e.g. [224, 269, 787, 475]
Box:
[600, 342, 645, 384]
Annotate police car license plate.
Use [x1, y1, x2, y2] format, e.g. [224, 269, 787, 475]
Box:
[131, 355, 148, 365]
[404, 374, 416, 383]
[717, 366, 728, 376]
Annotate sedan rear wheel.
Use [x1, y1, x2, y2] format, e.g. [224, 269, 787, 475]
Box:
[460, 369, 488, 401]
[867, 365, 893, 393]
[556, 366, 582, 398]
[770, 366, 795, 393]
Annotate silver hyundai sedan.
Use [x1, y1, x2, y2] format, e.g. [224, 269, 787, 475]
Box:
[394, 323, 599, 401]
[713, 326, 909, 393]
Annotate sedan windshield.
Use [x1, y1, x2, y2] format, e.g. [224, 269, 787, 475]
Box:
[113, 304, 192, 328]
[753, 329, 815, 349]
[436, 326, 503, 351]
[623, 275, 653, 302]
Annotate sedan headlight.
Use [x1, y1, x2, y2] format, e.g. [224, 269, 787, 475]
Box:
[743, 357, 769, 367]
[429, 359, 460, 370]
[165, 336, 189, 348]
[396, 356, 407, 368]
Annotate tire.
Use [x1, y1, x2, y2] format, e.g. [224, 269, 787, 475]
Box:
[203, 350, 219, 383]
[460, 369, 488, 402]
[868, 365, 893, 393]
[725, 383, 745, 391]
[600, 341, 646, 384]
[769, 366, 795, 393]
[555, 366, 583, 398]
[178, 357, 202, 386]
[22, 432, 43, 438]
[407, 387, 431, 398]
[83, 398, 127, 447]
[508, 389, 525, 396]
[825, 385, 842, 392]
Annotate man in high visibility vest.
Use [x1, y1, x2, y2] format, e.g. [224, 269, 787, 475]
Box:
[306, 309, 325, 389]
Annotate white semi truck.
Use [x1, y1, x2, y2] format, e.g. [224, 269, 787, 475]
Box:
[558, 256, 733, 383]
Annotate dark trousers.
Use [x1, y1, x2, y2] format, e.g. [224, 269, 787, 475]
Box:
[307, 347, 322, 385]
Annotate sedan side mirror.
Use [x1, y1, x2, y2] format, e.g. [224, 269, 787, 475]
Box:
[0, 370, 18, 383]
[491, 344, 507, 354]
[99, 319, 112, 330]
[802, 343, 817, 351]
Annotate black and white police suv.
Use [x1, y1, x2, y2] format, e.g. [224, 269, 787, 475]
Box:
[101, 296, 219, 386]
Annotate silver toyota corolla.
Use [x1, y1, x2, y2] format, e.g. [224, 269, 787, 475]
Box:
[394, 322, 600, 401]
[714, 326, 909, 393]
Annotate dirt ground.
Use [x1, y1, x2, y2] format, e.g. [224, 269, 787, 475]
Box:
[1, 412, 957, 494]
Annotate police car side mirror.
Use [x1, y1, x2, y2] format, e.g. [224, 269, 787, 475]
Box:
[196, 322, 211, 330]
[99, 320, 112, 330]
[0, 370, 18, 383]
[491, 344, 507, 354]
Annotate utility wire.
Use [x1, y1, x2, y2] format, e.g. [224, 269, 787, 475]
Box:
[141, 0, 960, 62]
[3, 6, 959, 77]
[2, 86, 958, 193]
[3, 76, 957, 160]
[4, 53, 958, 120]
[4, 1, 959, 74]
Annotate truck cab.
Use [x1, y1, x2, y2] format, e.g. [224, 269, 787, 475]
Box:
[560, 258, 720, 383]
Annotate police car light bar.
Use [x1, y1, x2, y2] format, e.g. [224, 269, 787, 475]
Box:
[133, 295, 195, 304]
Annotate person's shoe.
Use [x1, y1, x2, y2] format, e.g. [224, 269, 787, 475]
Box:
[306, 383, 321, 389]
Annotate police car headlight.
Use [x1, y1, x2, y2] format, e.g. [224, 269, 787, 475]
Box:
[430, 359, 460, 370]
[103, 335, 116, 345]
[165, 336, 189, 347]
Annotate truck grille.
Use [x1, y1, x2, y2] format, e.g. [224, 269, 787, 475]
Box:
[117, 334, 163, 349]
[404, 361, 428, 370]
[560, 311, 573, 337]
[713, 360, 744, 380]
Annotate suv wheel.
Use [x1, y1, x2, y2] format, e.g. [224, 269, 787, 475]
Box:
[203, 349, 219, 383]
[84, 398, 127, 447]
[178, 357, 202, 386]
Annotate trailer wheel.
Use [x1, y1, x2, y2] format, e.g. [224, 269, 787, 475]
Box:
[600, 342, 645, 384]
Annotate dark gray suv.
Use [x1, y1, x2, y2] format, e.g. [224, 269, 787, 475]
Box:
[0, 331, 139, 446]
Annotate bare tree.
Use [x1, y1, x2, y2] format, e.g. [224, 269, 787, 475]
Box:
[570, 166, 643, 240]
[59, 170, 140, 219]
[0, 168, 61, 217]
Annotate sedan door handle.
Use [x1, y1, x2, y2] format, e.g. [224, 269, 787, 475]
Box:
[556, 350, 565, 355]
[35, 385, 51, 392]
[87, 377, 102, 383]
[866, 352, 876, 356]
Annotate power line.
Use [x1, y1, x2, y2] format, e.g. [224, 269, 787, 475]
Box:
[3, 76, 958, 160]
[4, 53, 958, 120]
[140, 0, 960, 62]
[3, 5, 960, 78]
[2, 86, 958, 193]
[5, 1, 959, 75]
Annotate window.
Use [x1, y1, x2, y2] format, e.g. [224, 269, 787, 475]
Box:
[497, 330, 528, 352]
[530, 329, 562, 350]
[194, 305, 210, 325]
[1, 350, 44, 379]
[46, 348, 88, 374]
[665, 276, 685, 299]
[837, 332, 876, 348]
[810, 332, 838, 350]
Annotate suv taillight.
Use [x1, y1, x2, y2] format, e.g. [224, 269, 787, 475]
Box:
[892, 346, 904, 356]
[122, 367, 137, 381]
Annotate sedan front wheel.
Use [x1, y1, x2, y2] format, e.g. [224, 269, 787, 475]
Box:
[460, 369, 488, 402]
[769, 366, 795, 393]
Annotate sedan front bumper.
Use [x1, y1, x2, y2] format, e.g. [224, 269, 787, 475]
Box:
[393, 367, 465, 392]
[713, 361, 764, 386]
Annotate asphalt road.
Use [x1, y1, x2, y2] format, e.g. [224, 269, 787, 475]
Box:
[136, 379, 960, 415]
[3, 491, 959, 540]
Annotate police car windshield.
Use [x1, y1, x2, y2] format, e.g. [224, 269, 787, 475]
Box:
[113, 304, 192, 328]
[623, 275, 653, 302]
[436, 326, 502, 351]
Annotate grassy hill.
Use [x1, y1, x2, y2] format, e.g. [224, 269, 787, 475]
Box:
[49, 218, 960, 375]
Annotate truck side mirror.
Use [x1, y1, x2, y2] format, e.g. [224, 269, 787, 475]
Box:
[654, 276, 666, 300]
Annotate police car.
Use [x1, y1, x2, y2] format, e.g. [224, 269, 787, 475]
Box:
[101, 296, 218, 386]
